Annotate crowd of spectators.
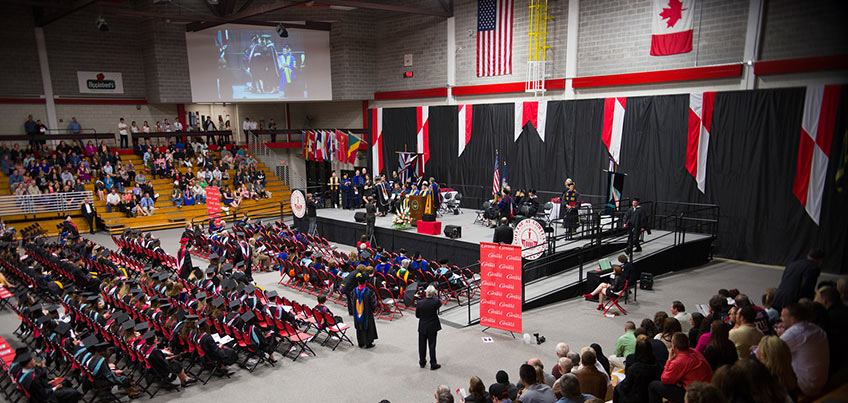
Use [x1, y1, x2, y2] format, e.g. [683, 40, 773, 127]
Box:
[430, 249, 846, 403]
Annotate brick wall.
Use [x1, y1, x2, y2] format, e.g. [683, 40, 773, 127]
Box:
[0, 104, 49, 135]
[42, 9, 148, 98]
[454, 0, 567, 87]
[759, 0, 848, 61]
[0, 5, 44, 97]
[54, 103, 177, 138]
[288, 101, 364, 129]
[577, 0, 748, 77]
[140, 20, 193, 103]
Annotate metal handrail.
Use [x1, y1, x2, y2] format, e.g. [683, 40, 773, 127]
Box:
[189, 199, 288, 226]
[0, 191, 93, 216]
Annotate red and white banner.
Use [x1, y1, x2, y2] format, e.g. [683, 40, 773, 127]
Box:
[651, 0, 694, 56]
[417, 106, 430, 173]
[793, 85, 841, 224]
[514, 101, 547, 142]
[687, 92, 715, 193]
[458, 104, 473, 157]
[205, 187, 221, 218]
[371, 108, 383, 175]
[479, 242, 522, 334]
[603, 97, 626, 166]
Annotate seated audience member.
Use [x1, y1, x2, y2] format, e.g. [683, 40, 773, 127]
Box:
[553, 358, 573, 384]
[489, 382, 512, 403]
[572, 350, 608, 400]
[771, 248, 824, 312]
[171, 185, 183, 208]
[552, 343, 570, 379]
[462, 376, 491, 403]
[583, 265, 627, 310]
[687, 312, 704, 349]
[554, 373, 593, 403]
[614, 339, 661, 403]
[609, 321, 636, 371]
[655, 317, 681, 353]
[529, 358, 556, 387]
[814, 285, 848, 375]
[670, 301, 692, 332]
[517, 363, 555, 403]
[755, 335, 798, 397]
[712, 359, 790, 403]
[435, 384, 455, 403]
[493, 370, 519, 401]
[681, 382, 724, 403]
[701, 321, 737, 371]
[778, 302, 829, 397]
[139, 192, 155, 216]
[728, 305, 763, 359]
[647, 333, 712, 403]
[106, 188, 121, 212]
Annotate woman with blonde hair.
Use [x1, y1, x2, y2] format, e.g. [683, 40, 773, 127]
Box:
[756, 335, 798, 396]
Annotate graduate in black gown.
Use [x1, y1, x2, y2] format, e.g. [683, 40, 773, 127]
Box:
[141, 332, 196, 387]
[197, 320, 239, 371]
[178, 238, 193, 279]
[15, 349, 83, 403]
[350, 274, 378, 348]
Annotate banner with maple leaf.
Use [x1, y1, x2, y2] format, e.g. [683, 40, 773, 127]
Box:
[651, 0, 694, 56]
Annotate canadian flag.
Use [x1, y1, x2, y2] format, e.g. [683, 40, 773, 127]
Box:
[793, 85, 841, 224]
[371, 108, 383, 175]
[603, 97, 626, 168]
[416, 106, 430, 170]
[686, 92, 715, 193]
[514, 100, 547, 142]
[458, 104, 473, 157]
[651, 0, 694, 56]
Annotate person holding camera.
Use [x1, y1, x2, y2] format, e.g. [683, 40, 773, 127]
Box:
[364, 196, 376, 243]
[306, 193, 319, 236]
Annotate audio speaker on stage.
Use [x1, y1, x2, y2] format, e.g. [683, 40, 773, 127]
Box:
[354, 212, 366, 223]
[444, 225, 462, 239]
[422, 213, 436, 222]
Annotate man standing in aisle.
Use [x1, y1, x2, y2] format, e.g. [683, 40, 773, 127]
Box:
[118, 118, 129, 148]
[80, 197, 97, 234]
[416, 285, 442, 370]
[624, 198, 648, 254]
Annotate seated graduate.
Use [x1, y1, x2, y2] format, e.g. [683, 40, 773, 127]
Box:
[313, 295, 339, 330]
[87, 340, 140, 398]
[375, 255, 393, 275]
[197, 318, 239, 372]
[14, 348, 83, 403]
[140, 331, 196, 387]
[241, 311, 278, 363]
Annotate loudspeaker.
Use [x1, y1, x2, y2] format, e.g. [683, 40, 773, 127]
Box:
[444, 225, 462, 239]
[354, 212, 366, 223]
[639, 273, 654, 290]
[422, 213, 436, 222]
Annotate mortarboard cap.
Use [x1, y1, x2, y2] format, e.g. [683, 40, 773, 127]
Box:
[184, 314, 199, 321]
[28, 304, 43, 314]
[81, 335, 99, 347]
[141, 331, 156, 341]
[195, 292, 207, 300]
[240, 311, 255, 323]
[228, 300, 241, 310]
[196, 318, 207, 327]
[266, 290, 278, 299]
[13, 351, 32, 364]
[120, 320, 136, 331]
[36, 315, 52, 325]
[91, 342, 111, 351]
[159, 303, 172, 311]
[212, 297, 225, 309]
[54, 322, 72, 336]
[208, 253, 219, 260]
[244, 284, 257, 294]
[234, 260, 245, 268]
[174, 309, 186, 321]
[205, 266, 217, 275]
[135, 322, 150, 332]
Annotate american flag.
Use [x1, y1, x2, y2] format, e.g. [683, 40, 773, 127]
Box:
[477, 0, 513, 77]
[493, 153, 500, 196]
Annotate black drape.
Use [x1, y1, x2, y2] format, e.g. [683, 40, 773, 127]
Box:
[368, 88, 848, 273]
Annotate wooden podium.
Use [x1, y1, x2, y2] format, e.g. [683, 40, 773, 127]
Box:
[408, 195, 426, 224]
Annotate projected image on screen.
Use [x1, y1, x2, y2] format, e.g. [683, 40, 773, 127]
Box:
[186, 24, 332, 102]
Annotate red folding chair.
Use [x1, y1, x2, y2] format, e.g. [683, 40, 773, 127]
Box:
[602, 280, 629, 316]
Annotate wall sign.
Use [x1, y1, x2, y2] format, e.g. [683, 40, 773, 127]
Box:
[291, 189, 306, 218]
[77, 71, 124, 94]
[512, 218, 547, 260]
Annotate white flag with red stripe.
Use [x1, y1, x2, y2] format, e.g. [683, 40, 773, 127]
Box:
[416, 106, 430, 172]
[686, 92, 715, 193]
[514, 101, 547, 142]
[458, 104, 473, 157]
[793, 85, 841, 224]
[603, 97, 626, 168]
[651, 0, 694, 56]
[371, 108, 383, 175]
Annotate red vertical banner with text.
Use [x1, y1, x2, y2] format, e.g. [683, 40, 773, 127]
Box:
[206, 187, 221, 218]
[479, 242, 522, 333]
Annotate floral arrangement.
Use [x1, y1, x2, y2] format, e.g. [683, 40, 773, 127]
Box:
[392, 202, 414, 229]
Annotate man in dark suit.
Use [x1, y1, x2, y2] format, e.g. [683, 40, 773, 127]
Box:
[416, 285, 442, 370]
[623, 198, 648, 254]
[80, 197, 96, 234]
[493, 217, 514, 244]
[772, 248, 823, 311]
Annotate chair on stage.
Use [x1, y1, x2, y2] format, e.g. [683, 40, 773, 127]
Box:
[602, 280, 629, 316]
[474, 201, 491, 225]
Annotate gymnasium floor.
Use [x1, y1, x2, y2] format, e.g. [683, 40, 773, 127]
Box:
[0, 225, 840, 403]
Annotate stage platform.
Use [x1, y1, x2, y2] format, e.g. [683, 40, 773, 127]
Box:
[313, 207, 617, 267]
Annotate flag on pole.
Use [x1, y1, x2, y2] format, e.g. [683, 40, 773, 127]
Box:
[686, 92, 715, 193]
[315, 130, 325, 162]
[416, 106, 430, 170]
[502, 160, 508, 187]
[792, 84, 841, 224]
[347, 132, 364, 164]
[651, 0, 694, 56]
[493, 152, 501, 195]
[336, 130, 348, 162]
[398, 152, 418, 184]
[477, 0, 514, 77]
[372, 108, 384, 175]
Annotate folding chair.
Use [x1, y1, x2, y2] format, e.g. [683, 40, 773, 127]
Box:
[376, 287, 403, 321]
[277, 321, 315, 361]
[602, 280, 629, 316]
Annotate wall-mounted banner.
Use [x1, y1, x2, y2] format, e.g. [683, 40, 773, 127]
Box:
[77, 71, 124, 94]
[479, 241, 522, 334]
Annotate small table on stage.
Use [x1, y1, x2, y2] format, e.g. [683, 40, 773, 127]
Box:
[417, 221, 442, 235]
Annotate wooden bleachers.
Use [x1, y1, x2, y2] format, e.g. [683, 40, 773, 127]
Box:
[0, 148, 292, 236]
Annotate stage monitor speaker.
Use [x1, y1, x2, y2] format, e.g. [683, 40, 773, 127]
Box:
[444, 224, 461, 239]
[354, 212, 366, 223]
[422, 213, 436, 222]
